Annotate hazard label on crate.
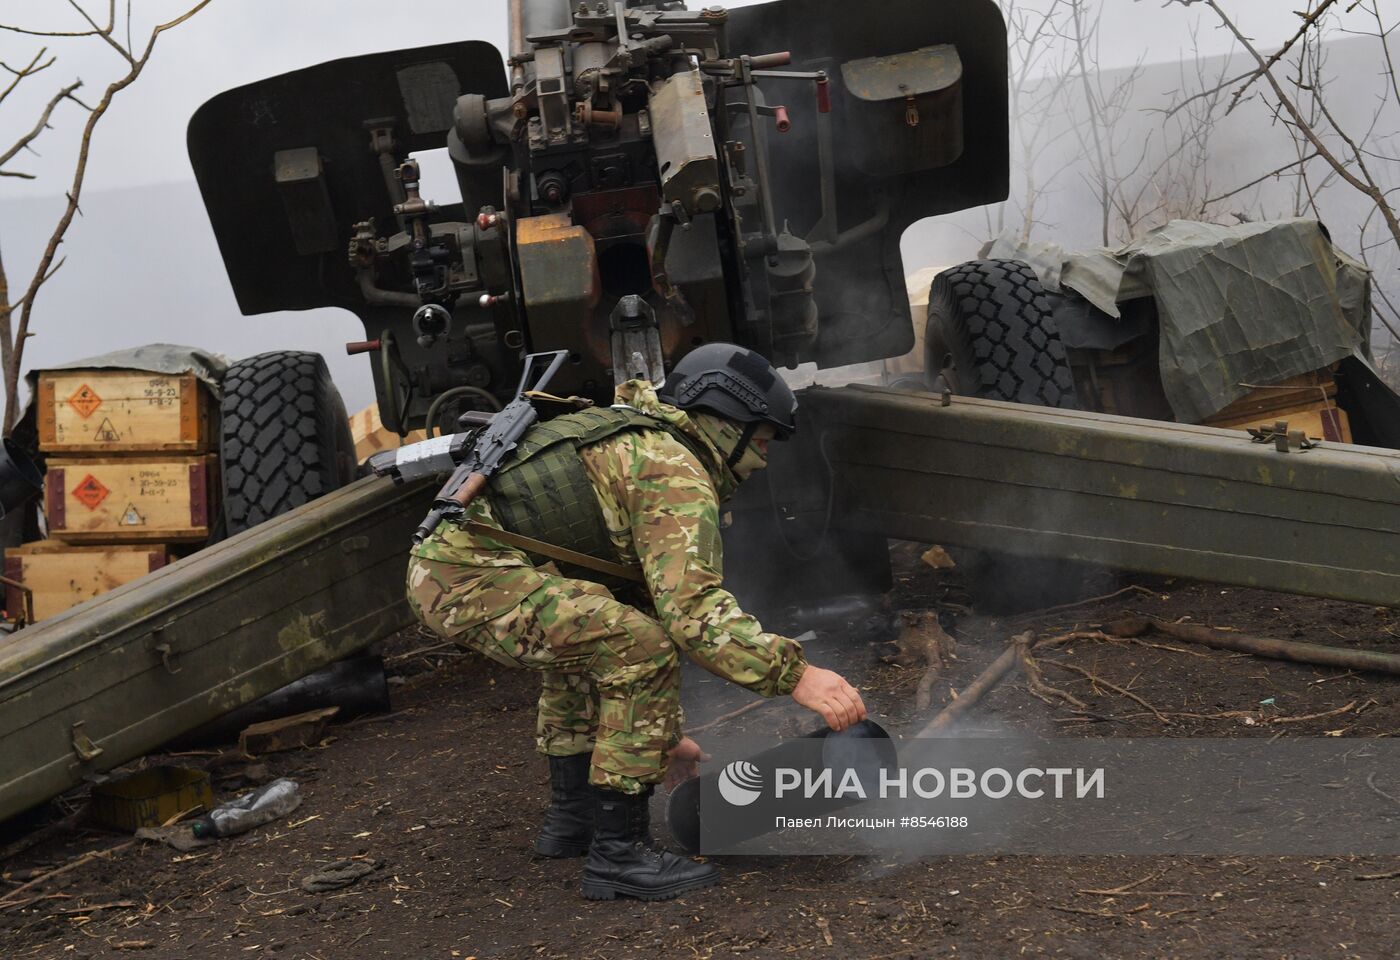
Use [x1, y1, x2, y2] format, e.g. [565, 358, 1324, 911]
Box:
[72, 474, 110, 511]
[67, 384, 103, 419]
[93, 417, 122, 442]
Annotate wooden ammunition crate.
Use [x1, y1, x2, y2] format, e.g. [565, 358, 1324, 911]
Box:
[5, 541, 170, 621]
[348, 402, 425, 464]
[44, 455, 217, 543]
[1203, 371, 1352, 443]
[37, 369, 212, 454]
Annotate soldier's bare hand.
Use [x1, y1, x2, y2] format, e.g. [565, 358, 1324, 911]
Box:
[664, 735, 711, 791]
[791, 666, 867, 732]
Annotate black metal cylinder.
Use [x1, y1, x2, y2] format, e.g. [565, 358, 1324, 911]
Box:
[666, 718, 896, 854]
[169, 655, 391, 747]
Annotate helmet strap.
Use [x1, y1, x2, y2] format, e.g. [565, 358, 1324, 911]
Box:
[727, 421, 760, 468]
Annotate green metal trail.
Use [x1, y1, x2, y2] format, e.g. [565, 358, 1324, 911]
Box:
[799, 386, 1398, 608]
[0, 476, 432, 824]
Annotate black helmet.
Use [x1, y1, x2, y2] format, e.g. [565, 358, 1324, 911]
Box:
[660, 343, 797, 440]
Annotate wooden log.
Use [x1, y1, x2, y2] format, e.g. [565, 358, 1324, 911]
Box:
[1105, 617, 1400, 676]
[44, 455, 217, 543]
[915, 634, 1028, 737]
[37, 370, 212, 454]
[4, 542, 169, 622]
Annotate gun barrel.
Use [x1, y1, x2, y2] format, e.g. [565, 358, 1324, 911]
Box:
[412, 506, 449, 545]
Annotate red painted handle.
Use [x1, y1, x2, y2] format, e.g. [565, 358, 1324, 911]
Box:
[816, 77, 831, 114]
[773, 105, 791, 133]
[345, 339, 381, 355]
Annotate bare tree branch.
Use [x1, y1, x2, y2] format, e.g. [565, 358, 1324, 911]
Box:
[1170, 0, 1400, 263]
[1225, 0, 1343, 113]
[1365, 0, 1400, 111]
[0, 80, 84, 175]
[0, 0, 214, 430]
[0, 48, 56, 107]
[1154, 67, 1254, 121]
[1356, 208, 1400, 346]
[997, 0, 1236, 245]
[1204, 152, 1319, 207]
[997, 0, 1078, 242]
[1067, 0, 1116, 244]
[64, 0, 132, 65]
[0, 24, 103, 39]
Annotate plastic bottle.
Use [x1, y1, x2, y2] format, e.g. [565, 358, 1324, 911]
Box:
[190, 778, 302, 839]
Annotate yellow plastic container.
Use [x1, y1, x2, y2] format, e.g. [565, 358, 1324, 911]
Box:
[90, 765, 212, 831]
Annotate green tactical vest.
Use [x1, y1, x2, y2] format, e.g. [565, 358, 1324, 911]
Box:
[485, 405, 707, 588]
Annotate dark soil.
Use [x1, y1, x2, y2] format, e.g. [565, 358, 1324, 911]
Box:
[3, 547, 1399, 959]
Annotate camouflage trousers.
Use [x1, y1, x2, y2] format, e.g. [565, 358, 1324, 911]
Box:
[407, 557, 681, 794]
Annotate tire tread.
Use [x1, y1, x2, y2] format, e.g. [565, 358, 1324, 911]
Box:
[929, 259, 1078, 408]
[219, 351, 354, 535]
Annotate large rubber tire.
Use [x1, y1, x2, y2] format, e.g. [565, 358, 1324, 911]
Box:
[928, 259, 1078, 408]
[926, 261, 1104, 612]
[219, 351, 357, 535]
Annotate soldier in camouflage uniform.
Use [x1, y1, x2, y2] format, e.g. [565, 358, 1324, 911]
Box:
[407, 344, 867, 901]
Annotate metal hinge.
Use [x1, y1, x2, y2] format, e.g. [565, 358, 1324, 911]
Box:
[1247, 419, 1319, 453]
[149, 622, 181, 674]
[71, 721, 104, 762]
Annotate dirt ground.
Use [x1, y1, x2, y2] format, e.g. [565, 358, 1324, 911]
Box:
[3, 546, 1399, 959]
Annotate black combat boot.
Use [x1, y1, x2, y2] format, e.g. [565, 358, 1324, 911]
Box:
[581, 787, 719, 901]
[534, 755, 594, 858]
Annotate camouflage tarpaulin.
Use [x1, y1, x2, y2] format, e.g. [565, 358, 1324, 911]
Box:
[23, 344, 229, 399]
[982, 219, 1371, 423]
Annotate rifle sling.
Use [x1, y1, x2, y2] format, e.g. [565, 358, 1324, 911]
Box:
[462, 521, 646, 584]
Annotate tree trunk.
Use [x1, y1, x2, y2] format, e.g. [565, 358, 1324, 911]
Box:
[0, 240, 14, 438]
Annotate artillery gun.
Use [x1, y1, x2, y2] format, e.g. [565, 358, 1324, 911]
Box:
[187, 0, 1006, 431]
[2, 0, 1397, 825]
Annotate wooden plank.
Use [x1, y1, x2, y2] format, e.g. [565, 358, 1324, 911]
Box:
[36, 370, 212, 455]
[44, 455, 218, 543]
[238, 706, 339, 756]
[1203, 371, 1337, 425]
[3, 543, 169, 622]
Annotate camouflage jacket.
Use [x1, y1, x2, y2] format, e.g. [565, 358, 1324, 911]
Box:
[411, 380, 808, 698]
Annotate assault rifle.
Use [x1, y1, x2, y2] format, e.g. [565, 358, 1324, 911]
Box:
[370, 350, 569, 543]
